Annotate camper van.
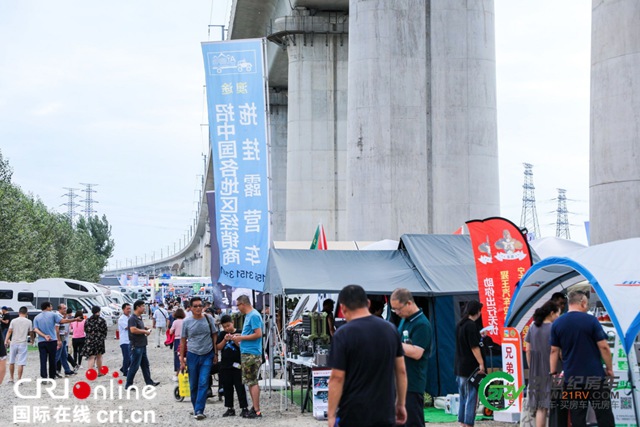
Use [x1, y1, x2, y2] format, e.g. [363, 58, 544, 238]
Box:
[118, 286, 151, 302]
[0, 282, 38, 312]
[76, 280, 119, 322]
[0, 278, 115, 323]
[99, 286, 133, 312]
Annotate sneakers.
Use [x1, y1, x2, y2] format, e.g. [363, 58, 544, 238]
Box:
[171, 375, 178, 382]
[240, 408, 250, 418]
[222, 408, 236, 417]
[244, 408, 262, 419]
[195, 413, 206, 420]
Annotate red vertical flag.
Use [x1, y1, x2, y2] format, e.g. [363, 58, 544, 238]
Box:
[465, 217, 532, 344]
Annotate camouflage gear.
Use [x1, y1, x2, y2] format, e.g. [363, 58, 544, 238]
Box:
[241, 353, 261, 386]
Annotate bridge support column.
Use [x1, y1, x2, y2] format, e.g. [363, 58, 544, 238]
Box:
[346, 0, 500, 239]
[270, 9, 349, 240]
[590, 0, 640, 244]
[269, 88, 288, 241]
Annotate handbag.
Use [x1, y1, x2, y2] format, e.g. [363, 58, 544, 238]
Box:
[164, 329, 175, 346]
[467, 366, 486, 388]
[178, 369, 190, 397]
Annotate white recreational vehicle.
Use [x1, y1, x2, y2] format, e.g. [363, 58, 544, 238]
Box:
[98, 285, 134, 312]
[0, 278, 117, 323]
[117, 286, 151, 302]
[0, 283, 38, 312]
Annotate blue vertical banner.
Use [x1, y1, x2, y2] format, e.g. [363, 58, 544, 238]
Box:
[202, 39, 270, 292]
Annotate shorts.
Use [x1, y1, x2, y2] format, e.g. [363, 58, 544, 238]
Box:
[9, 343, 28, 365]
[241, 353, 261, 386]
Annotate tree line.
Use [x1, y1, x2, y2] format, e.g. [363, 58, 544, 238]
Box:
[0, 149, 114, 282]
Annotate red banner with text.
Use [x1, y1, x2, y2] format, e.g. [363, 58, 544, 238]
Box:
[466, 217, 532, 344]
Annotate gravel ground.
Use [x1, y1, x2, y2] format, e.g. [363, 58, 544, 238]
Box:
[0, 319, 514, 426]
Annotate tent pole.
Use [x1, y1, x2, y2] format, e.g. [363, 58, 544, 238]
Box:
[265, 292, 272, 399]
[283, 293, 288, 410]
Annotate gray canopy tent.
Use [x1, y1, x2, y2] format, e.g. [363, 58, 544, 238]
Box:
[265, 249, 429, 295]
[265, 234, 490, 396]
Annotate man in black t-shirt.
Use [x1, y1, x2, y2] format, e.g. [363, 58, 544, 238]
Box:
[215, 315, 249, 417]
[328, 285, 407, 427]
[454, 300, 484, 427]
[125, 300, 159, 389]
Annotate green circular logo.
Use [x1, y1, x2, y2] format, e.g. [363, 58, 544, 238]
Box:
[478, 371, 523, 412]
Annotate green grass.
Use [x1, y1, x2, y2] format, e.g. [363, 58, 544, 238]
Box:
[278, 390, 493, 423]
[278, 388, 312, 411]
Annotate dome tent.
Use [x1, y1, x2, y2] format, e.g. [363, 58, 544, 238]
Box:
[505, 237, 640, 424]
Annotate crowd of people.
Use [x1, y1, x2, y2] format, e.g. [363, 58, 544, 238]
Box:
[452, 290, 615, 427]
[0, 294, 266, 423]
[0, 285, 620, 427]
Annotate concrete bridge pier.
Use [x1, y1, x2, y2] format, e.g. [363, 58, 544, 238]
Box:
[590, 0, 640, 244]
[269, 88, 288, 241]
[346, 0, 500, 240]
[269, 9, 349, 240]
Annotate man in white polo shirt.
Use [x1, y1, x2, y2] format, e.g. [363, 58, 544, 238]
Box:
[4, 306, 34, 383]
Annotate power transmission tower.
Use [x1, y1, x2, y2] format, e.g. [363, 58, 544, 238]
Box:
[554, 188, 571, 239]
[80, 183, 98, 218]
[520, 163, 541, 240]
[61, 187, 81, 225]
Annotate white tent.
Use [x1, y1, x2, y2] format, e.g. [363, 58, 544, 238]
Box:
[528, 236, 587, 259]
[505, 237, 640, 423]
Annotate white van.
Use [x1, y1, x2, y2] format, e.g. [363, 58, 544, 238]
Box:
[0, 278, 115, 323]
[118, 286, 151, 302]
[99, 286, 133, 313]
[76, 281, 120, 322]
[0, 282, 38, 311]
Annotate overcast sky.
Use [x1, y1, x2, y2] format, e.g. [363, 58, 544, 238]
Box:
[0, 0, 591, 270]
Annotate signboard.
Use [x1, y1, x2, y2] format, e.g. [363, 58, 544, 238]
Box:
[202, 39, 270, 291]
[611, 333, 637, 425]
[312, 368, 331, 420]
[501, 327, 524, 414]
[480, 327, 525, 423]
